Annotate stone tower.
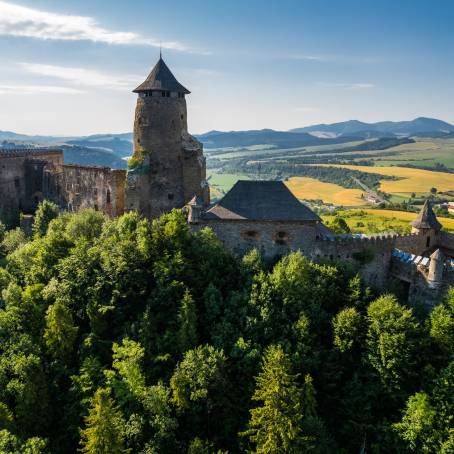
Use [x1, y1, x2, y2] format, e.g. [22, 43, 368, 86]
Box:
[125, 55, 209, 218]
[411, 199, 442, 249]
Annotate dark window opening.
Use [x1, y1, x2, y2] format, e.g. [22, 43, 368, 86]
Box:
[181, 114, 184, 120]
[246, 230, 258, 238]
[168, 193, 174, 200]
[106, 189, 111, 204]
[275, 231, 289, 246]
[14, 177, 20, 188]
[426, 236, 431, 248]
[94, 204, 98, 211]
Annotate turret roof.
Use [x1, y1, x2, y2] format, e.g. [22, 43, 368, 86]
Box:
[133, 57, 190, 94]
[430, 248, 444, 261]
[411, 200, 442, 230]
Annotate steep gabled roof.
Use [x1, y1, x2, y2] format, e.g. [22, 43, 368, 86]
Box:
[203, 180, 321, 221]
[133, 57, 190, 94]
[411, 200, 442, 230]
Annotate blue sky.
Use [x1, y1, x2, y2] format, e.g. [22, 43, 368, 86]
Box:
[0, 0, 453, 135]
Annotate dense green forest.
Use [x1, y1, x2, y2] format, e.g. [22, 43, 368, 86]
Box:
[0, 202, 452, 453]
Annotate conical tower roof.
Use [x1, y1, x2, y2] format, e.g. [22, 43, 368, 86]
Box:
[411, 200, 442, 230]
[133, 56, 190, 94]
[430, 248, 444, 261]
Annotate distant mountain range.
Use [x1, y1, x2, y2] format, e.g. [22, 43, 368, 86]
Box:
[290, 117, 454, 137]
[1, 117, 453, 168]
[197, 117, 454, 148]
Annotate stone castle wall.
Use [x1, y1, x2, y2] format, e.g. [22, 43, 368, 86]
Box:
[63, 164, 125, 217]
[0, 149, 64, 222]
[194, 219, 321, 260]
[438, 231, 454, 251]
[194, 214, 435, 291]
[0, 149, 125, 223]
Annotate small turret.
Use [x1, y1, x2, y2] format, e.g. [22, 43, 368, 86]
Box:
[411, 200, 442, 232]
[428, 248, 444, 287]
[411, 200, 441, 249]
[187, 195, 204, 223]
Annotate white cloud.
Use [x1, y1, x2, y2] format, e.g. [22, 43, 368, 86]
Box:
[0, 84, 84, 95]
[318, 82, 375, 90]
[20, 62, 140, 90]
[0, 1, 202, 52]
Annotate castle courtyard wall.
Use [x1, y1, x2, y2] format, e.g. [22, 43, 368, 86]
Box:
[63, 164, 126, 217]
[194, 219, 320, 260]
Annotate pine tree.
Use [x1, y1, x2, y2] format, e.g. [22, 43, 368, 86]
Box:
[79, 388, 128, 454]
[44, 300, 78, 360]
[242, 345, 303, 453]
[177, 289, 198, 352]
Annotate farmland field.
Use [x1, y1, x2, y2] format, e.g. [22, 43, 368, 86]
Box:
[322, 208, 454, 234]
[286, 177, 364, 206]
[318, 164, 454, 193]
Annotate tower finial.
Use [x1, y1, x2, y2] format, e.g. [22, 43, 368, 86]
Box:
[159, 41, 162, 59]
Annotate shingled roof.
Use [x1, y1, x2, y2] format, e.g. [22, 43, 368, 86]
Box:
[203, 180, 321, 221]
[133, 57, 190, 94]
[411, 200, 442, 230]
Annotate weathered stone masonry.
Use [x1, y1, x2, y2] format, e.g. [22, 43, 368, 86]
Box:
[0, 148, 125, 220]
[125, 56, 209, 219]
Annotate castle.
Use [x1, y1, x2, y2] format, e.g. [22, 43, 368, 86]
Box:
[1, 56, 453, 306]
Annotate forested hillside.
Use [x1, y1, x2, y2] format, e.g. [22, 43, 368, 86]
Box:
[0, 204, 452, 453]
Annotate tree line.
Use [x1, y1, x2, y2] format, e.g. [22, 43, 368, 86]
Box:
[0, 201, 452, 453]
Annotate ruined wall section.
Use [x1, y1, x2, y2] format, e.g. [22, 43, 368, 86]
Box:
[63, 164, 125, 217]
[0, 149, 63, 223]
[182, 132, 210, 206]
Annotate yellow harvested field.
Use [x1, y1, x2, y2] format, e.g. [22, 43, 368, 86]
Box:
[286, 177, 364, 206]
[318, 164, 454, 193]
[354, 209, 454, 231]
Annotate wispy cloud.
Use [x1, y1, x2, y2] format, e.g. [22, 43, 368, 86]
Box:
[289, 54, 382, 64]
[20, 62, 140, 90]
[290, 54, 327, 61]
[318, 82, 375, 90]
[0, 1, 205, 53]
[0, 84, 84, 95]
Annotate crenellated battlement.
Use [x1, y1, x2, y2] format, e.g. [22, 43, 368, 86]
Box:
[318, 231, 419, 245]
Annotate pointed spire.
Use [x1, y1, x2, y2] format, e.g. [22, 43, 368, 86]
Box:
[133, 56, 190, 94]
[411, 199, 442, 231]
[430, 248, 444, 261]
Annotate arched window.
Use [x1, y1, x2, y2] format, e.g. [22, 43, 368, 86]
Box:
[106, 189, 111, 204]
